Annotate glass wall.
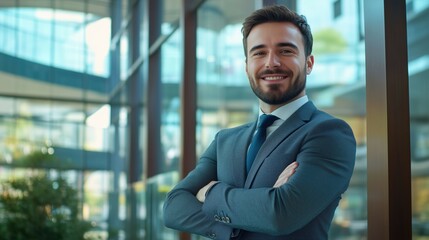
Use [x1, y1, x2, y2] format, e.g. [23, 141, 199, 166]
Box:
[160, 0, 182, 174]
[196, 0, 257, 157]
[407, 0, 429, 238]
[196, 0, 367, 239]
[0, 8, 110, 77]
[0, 1, 118, 239]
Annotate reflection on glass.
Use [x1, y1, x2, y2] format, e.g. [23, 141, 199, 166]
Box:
[407, 0, 429, 238]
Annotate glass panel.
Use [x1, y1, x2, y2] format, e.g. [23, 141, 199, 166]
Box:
[197, 0, 258, 157]
[407, 0, 429, 238]
[0, 8, 18, 55]
[0, 97, 114, 238]
[160, 29, 182, 173]
[120, 32, 130, 81]
[85, 104, 111, 152]
[195, 0, 367, 239]
[0, 7, 110, 102]
[83, 170, 110, 234]
[0, 0, 124, 239]
[0, 8, 110, 77]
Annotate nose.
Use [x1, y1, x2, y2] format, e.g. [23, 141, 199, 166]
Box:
[265, 52, 281, 68]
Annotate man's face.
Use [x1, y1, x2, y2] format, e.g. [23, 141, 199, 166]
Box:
[245, 22, 314, 108]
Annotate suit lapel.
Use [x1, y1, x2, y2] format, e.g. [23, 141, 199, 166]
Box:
[232, 122, 256, 187]
[244, 102, 316, 188]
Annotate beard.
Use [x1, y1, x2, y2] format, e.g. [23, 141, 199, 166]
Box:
[249, 67, 306, 105]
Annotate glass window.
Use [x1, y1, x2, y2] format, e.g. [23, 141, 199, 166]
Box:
[407, 0, 429, 237]
[160, 27, 182, 173]
[120, 32, 130, 81]
[0, 8, 110, 77]
[0, 1, 125, 239]
[196, 0, 257, 161]
[0, 7, 110, 102]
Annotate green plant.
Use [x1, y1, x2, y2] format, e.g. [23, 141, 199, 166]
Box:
[0, 173, 94, 240]
[313, 28, 348, 55]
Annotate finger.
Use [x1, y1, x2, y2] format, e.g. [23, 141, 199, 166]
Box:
[279, 162, 298, 178]
[274, 162, 298, 187]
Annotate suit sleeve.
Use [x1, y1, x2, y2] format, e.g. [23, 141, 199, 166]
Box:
[201, 118, 356, 235]
[163, 134, 234, 240]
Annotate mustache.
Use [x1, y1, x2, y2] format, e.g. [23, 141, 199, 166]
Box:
[256, 69, 291, 78]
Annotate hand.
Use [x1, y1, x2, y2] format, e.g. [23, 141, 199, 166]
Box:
[196, 181, 218, 202]
[273, 161, 298, 188]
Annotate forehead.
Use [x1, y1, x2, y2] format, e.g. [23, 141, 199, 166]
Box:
[247, 22, 304, 50]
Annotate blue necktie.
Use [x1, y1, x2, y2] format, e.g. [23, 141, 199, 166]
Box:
[246, 114, 278, 174]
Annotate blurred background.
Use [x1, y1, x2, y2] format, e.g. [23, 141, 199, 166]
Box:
[0, 0, 428, 239]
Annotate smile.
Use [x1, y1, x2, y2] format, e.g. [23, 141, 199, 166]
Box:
[264, 76, 285, 80]
[262, 75, 288, 81]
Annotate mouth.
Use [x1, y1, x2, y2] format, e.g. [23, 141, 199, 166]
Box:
[261, 75, 288, 82]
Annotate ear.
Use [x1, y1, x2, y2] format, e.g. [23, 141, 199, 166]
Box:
[306, 55, 314, 75]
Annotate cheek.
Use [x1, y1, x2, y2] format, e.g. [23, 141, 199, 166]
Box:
[246, 61, 261, 75]
[288, 59, 305, 76]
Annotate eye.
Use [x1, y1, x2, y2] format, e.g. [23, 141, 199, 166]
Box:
[280, 48, 294, 55]
[252, 51, 266, 57]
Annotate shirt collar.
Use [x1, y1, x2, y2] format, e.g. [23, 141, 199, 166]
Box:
[258, 95, 309, 121]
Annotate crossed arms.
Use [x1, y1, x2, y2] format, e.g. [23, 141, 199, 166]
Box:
[196, 161, 298, 202]
[163, 118, 356, 238]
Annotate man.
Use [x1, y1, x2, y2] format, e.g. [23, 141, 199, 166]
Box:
[163, 5, 356, 240]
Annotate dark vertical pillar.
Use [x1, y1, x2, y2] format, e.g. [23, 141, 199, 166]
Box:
[108, 0, 122, 93]
[140, 0, 163, 239]
[180, 0, 198, 180]
[108, 0, 122, 239]
[146, 0, 163, 178]
[178, 1, 201, 239]
[364, 0, 411, 239]
[127, 0, 144, 239]
[128, 0, 143, 184]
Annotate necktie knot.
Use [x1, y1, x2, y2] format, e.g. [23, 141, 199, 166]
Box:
[258, 114, 278, 129]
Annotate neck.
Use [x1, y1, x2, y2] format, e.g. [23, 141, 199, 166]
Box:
[259, 92, 306, 114]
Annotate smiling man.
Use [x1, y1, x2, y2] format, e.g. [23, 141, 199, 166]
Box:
[246, 21, 313, 114]
[163, 5, 356, 240]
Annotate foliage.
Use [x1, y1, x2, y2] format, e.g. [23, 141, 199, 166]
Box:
[313, 28, 348, 55]
[0, 173, 94, 240]
[0, 150, 74, 170]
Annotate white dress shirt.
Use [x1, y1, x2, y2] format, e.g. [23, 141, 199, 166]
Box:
[258, 95, 309, 137]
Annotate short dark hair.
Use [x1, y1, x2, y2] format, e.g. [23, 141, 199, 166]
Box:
[241, 5, 313, 58]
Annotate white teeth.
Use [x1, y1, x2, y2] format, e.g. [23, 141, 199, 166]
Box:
[264, 76, 284, 81]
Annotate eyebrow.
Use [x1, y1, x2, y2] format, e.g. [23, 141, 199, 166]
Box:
[249, 42, 299, 54]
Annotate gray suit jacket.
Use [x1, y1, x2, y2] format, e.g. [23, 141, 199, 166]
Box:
[163, 102, 356, 239]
